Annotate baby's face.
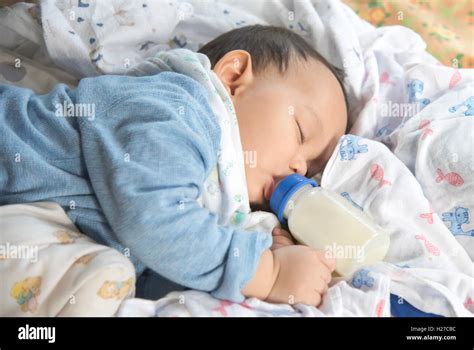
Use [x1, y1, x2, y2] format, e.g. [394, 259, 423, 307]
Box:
[214, 52, 347, 212]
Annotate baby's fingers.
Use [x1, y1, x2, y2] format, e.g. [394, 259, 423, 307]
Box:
[311, 290, 323, 307]
[271, 235, 294, 250]
[320, 268, 332, 284]
[272, 227, 294, 240]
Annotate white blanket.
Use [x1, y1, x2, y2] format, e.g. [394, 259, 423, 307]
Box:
[1, 0, 473, 317]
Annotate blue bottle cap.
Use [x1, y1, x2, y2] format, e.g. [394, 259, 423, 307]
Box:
[269, 174, 318, 225]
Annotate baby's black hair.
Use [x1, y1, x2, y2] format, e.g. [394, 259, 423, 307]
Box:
[198, 25, 349, 131]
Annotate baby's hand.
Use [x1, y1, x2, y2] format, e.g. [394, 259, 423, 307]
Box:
[267, 245, 335, 306]
[270, 227, 295, 250]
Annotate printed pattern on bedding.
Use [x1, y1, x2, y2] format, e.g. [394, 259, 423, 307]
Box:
[0, 202, 136, 316]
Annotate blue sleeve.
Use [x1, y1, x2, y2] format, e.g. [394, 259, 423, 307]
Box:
[75, 72, 272, 302]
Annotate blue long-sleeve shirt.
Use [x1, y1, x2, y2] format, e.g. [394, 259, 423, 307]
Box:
[0, 72, 272, 302]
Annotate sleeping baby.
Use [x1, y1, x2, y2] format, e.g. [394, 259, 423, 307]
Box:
[0, 25, 348, 306]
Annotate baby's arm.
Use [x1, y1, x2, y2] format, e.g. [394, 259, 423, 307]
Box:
[241, 250, 276, 300]
[74, 72, 274, 302]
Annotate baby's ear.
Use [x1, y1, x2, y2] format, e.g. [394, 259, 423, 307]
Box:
[213, 50, 254, 96]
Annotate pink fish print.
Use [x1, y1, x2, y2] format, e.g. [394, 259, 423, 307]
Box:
[212, 300, 233, 316]
[419, 204, 434, 224]
[380, 71, 396, 86]
[435, 168, 464, 187]
[419, 119, 430, 129]
[464, 297, 474, 312]
[239, 301, 252, 309]
[419, 119, 433, 140]
[370, 164, 392, 188]
[375, 299, 386, 317]
[415, 234, 440, 256]
[448, 70, 461, 89]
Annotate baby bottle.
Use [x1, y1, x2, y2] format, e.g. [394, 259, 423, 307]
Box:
[269, 174, 390, 277]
